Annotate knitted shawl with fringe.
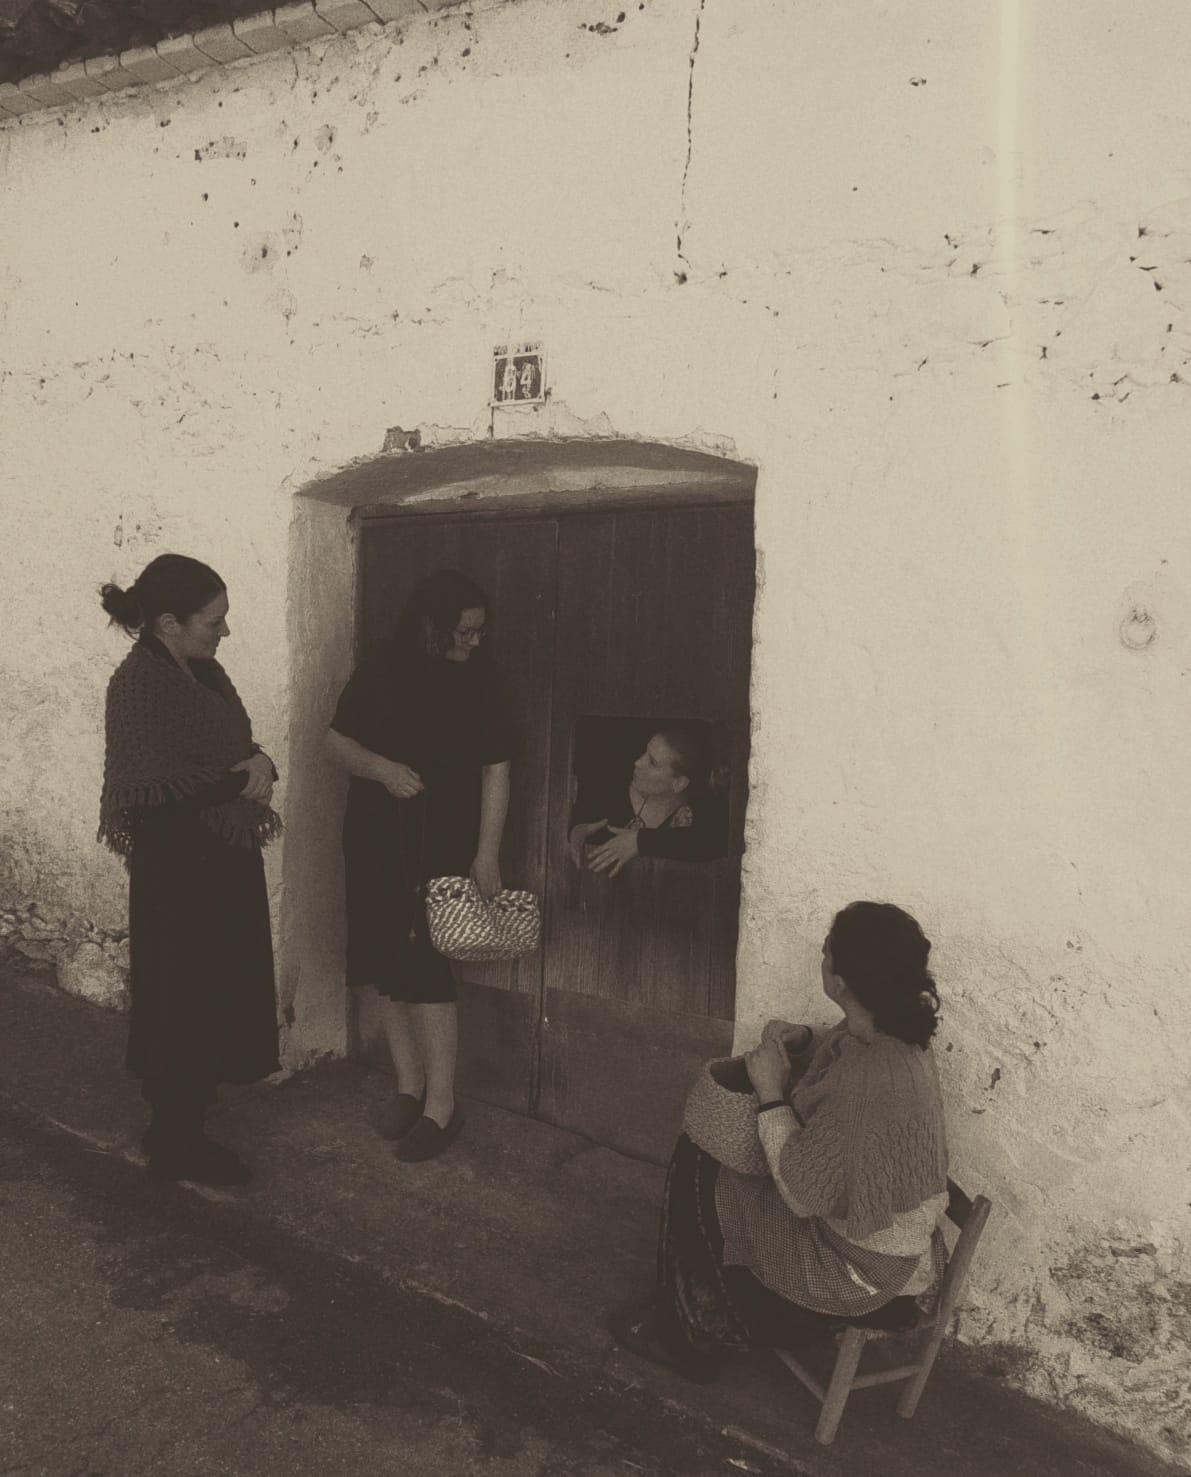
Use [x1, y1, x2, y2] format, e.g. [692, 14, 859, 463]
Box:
[99, 640, 282, 859]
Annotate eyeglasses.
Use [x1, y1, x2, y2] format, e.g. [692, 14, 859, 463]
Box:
[452, 625, 487, 644]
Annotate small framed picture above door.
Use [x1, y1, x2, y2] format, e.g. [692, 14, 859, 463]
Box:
[492, 342, 547, 405]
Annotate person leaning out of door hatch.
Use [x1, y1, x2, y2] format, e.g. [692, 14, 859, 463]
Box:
[325, 569, 516, 1163]
[609, 901, 950, 1383]
[97, 554, 282, 1187]
[567, 726, 724, 878]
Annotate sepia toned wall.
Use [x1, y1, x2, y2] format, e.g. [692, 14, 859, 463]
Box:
[1, 0, 1188, 1461]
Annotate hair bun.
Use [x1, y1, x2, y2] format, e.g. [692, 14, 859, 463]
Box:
[99, 581, 143, 633]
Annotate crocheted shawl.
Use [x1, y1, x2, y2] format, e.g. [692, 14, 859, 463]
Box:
[780, 1023, 947, 1241]
[98, 639, 282, 859]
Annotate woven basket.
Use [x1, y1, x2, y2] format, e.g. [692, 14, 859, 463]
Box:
[424, 875, 542, 962]
[681, 1057, 771, 1176]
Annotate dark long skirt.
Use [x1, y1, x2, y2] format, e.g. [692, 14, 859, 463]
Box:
[126, 819, 279, 1086]
[654, 1136, 920, 1374]
[341, 776, 480, 1004]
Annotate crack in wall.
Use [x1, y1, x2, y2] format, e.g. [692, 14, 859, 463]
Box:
[674, 0, 704, 279]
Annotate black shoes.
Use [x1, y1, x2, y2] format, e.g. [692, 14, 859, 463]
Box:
[372, 1090, 427, 1141]
[394, 1106, 466, 1162]
[607, 1300, 721, 1384]
[141, 1125, 252, 1186]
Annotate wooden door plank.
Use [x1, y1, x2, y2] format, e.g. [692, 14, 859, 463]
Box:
[537, 988, 735, 1164]
[541, 504, 755, 1030]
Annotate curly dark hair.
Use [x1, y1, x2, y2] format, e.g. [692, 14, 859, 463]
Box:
[392, 569, 491, 664]
[827, 901, 940, 1049]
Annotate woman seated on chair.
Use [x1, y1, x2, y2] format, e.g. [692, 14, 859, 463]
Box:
[567, 727, 724, 877]
[610, 901, 950, 1382]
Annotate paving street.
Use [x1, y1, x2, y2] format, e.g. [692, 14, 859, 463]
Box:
[0, 1100, 785, 1477]
[0, 964, 1177, 1477]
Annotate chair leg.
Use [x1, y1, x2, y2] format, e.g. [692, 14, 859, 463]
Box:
[815, 1328, 868, 1445]
[896, 1328, 945, 1419]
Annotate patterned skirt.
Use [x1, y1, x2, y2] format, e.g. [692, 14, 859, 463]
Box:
[653, 1135, 862, 1372]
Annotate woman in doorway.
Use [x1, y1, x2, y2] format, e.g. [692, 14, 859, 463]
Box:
[568, 727, 722, 877]
[326, 569, 515, 1162]
[98, 554, 282, 1186]
[610, 901, 949, 1382]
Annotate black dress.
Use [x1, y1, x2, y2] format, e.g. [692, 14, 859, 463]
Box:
[330, 643, 516, 1004]
[125, 638, 280, 1089]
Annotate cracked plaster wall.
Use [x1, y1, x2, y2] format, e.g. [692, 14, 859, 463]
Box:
[1, 0, 1189, 1462]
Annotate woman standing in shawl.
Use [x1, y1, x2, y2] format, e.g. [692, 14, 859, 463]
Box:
[99, 554, 282, 1187]
[610, 901, 950, 1382]
[326, 570, 515, 1163]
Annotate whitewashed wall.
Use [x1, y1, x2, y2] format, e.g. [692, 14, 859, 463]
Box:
[1, 0, 1188, 1462]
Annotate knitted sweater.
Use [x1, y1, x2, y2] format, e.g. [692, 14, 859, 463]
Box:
[714, 1023, 949, 1315]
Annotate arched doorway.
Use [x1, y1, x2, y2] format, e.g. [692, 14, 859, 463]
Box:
[287, 438, 756, 1162]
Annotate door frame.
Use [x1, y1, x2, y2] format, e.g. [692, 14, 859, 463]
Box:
[281, 439, 757, 1113]
[353, 497, 758, 1159]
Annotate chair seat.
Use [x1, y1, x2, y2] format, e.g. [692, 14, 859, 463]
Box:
[773, 1177, 993, 1446]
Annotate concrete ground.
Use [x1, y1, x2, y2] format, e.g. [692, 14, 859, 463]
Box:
[0, 1100, 801, 1476]
[0, 956, 1176, 1477]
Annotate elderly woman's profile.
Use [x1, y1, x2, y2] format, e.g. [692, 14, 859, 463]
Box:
[610, 901, 950, 1381]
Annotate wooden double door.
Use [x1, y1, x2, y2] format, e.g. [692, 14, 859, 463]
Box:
[355, 500, 755, 1162]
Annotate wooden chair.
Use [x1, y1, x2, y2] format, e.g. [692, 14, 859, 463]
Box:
[774, 1177, 993, 1446]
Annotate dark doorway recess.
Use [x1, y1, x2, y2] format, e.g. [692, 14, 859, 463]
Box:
[352, 494, 755, 1162]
